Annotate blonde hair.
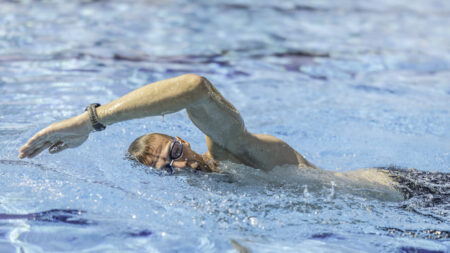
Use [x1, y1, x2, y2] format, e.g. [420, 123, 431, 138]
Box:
[128, 133, 172, 166]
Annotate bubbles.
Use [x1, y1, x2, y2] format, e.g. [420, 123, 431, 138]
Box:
[0, 0, 449, 252]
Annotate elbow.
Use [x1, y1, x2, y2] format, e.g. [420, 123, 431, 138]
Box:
[181, 73, 213, 97]
[181, 73, 205, 84]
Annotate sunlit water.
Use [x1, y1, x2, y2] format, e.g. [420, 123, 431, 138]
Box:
[1, 0, 449, 252]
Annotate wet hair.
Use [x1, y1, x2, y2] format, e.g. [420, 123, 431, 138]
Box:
[128, 133, 172, 167]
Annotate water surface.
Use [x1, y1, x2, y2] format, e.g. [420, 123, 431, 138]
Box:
[0, 0, 449, 252]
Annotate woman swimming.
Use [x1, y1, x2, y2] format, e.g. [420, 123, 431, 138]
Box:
[18, 74, 446, 199]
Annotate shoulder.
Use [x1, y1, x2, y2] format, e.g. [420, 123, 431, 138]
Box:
[207, 132, 317, 171]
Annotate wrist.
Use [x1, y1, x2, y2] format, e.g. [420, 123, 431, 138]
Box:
[85, 103, 106, 131]
[79, 111, 95, 132]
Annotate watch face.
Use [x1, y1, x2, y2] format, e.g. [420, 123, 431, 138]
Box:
[93, 122, 106, 131]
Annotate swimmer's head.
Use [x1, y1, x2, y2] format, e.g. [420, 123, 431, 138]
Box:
[128, 133, 213, 172]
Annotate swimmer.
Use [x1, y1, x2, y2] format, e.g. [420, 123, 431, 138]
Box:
[17, 74, 447, 199]
[18, 74, 316, 173]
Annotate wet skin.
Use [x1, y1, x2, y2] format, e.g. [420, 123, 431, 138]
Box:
[17, 74, 399, 192]
[18, 74, 314, 171]
[143, 135, 216, 172]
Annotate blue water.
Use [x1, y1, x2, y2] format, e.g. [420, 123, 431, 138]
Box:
[1, 0, 449, 252]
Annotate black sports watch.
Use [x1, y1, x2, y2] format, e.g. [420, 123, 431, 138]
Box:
[85, 103, 106, 131]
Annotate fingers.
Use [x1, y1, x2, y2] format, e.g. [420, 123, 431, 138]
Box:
[18, 139, 70, 158]
[28, 142, 52, 158]
[18, 130, 50, 158]
[19, 141, 50, 159]
[19, 140, 45, 158]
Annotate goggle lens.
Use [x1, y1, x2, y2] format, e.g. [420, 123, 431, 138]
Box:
[170, 141, 183, 160]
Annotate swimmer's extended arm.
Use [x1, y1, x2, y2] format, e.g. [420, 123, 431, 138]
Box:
[18, 74, 229, 158]
[19, 74, 313, 170]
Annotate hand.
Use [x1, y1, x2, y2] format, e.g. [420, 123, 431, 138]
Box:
[18, 113, 93, 159]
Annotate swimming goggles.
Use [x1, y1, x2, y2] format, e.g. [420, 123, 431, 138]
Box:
[163, 137, 183, 174]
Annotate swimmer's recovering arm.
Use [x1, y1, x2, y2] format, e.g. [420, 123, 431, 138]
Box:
[18, 74, 313, 170]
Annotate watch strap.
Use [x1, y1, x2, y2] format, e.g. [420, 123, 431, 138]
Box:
[85, 103, 106, 131]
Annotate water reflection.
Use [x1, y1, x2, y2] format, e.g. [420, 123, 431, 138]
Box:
[0, 0, 449, 252]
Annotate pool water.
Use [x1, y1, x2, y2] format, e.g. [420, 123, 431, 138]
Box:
[1, 0, 449, 252]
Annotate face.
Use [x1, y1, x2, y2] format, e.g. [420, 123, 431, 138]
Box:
[146, 135, 207, 172]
